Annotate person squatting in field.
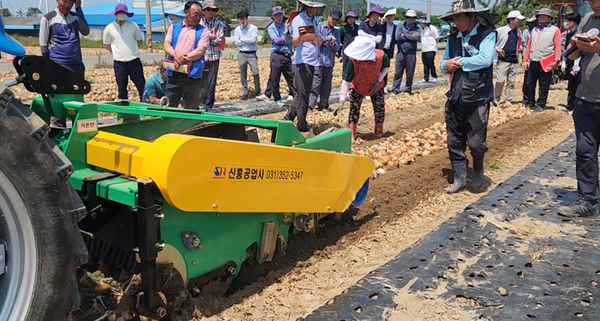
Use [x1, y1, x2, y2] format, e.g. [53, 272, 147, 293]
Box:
[439, 6, 498, 194]
[338, 35, 390, 143]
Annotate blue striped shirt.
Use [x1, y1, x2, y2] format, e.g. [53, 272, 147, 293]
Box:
[316, 21, 341, 68]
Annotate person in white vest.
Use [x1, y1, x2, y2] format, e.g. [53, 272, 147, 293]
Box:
[522, 8, 561, 112]
[493, 10, 525, 105]
[103, 3, 145, 101]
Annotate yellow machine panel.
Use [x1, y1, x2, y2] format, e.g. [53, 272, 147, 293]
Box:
[87, 131, 375, 213]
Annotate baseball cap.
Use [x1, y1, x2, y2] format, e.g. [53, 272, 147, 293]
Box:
[507, 10, 525, 20]
[272, 6, 284, 15]
[330, 9, 342, 20]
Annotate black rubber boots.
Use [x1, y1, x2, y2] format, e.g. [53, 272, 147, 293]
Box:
[471, 157, 485, 193]
[444, 160, 467, 193]
[444, 158, 486, 194]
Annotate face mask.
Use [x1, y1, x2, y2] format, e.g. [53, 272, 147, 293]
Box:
[117, 13, 127, 21]
[406, 18, 414, 25]
[538, 18, 550, 28]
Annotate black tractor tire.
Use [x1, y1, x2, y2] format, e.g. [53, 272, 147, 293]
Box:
[0, 87, 88, 321]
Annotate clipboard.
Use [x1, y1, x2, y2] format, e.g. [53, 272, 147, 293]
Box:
[288, 11, 299, 24]
[540, 54, 559, 73]
[299, 25, 316, 42]
[216, 28, 226, 50]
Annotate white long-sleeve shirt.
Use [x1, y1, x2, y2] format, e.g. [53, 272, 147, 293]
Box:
[420, 25, 439, 53]
[234, 23, 258, 52]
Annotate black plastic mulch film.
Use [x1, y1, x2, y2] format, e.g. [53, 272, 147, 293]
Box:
[299, 134, 600, 321]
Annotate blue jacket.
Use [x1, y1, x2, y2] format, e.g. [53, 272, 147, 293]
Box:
[166, 22, 205, 79]
[39, 8, 90, 65]
[395, 22, 422, 55]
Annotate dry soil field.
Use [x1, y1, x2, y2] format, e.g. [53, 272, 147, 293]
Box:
[2, 53, 577, 321]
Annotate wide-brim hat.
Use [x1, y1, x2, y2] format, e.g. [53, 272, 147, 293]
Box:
[384, 9, 396, 17]
[344, 11, 358, 22]
[110, 3, 134, 17]
[536, 8, 553, 20]
[344, 35, 376, 61]
[299, 0, 326, 8]
[202, 0, 218, 10]
[405, 9, 418, 18]
[439, 7, 501, 28]
[366, 7, 384, 18]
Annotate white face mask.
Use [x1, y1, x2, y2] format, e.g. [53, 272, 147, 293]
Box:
[117, 13, 127, 21]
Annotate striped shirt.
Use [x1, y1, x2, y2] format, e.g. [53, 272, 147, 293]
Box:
[200, 17, 224, 61]
[39, 7, 90, 65]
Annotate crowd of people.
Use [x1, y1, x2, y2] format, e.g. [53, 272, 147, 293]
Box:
[37, 0, 600, 217]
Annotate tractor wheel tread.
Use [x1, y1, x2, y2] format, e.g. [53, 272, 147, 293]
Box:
[0, 87, 86, 321]
[0, 89, 51, 144]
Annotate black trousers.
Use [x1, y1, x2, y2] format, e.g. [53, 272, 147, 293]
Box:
[422, 51, 438, 81]
[573, 98, 600, 205]
[526, 61, 552, 108]
[309, 66, 333, 109]
[445, 101, 490, 162]
[165, 72, 202, 110]
[199, 59, 220, 108]
[382, 47, 394, 86]
[391, 51, 416, 93]
[114, 58, 145, 100]
[285, 63, 314, 132]
[268, 52, 296, 101]
[566, 72, 581, 111]
[522, 70, 532, 105]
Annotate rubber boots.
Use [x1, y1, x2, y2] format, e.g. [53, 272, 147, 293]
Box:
[471, 157, 486, 193]
[348, 123, 357, 143]
[374, 123, 384, 138]
[444, 160, 467, 194]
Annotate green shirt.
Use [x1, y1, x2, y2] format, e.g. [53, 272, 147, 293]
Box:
[343, 52, 390, 82]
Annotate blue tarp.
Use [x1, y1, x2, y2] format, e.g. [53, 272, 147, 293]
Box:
[80, 2, 169, 15]
[31, 2, 169, 28]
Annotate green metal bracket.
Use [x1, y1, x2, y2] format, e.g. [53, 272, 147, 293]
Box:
[29, 94, 85, 120]
[61, 101, 100, 170]
[69, 168, 138, 207]
[295, 129, 352, 153]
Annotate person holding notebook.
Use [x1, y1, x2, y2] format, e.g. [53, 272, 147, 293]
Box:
[282, 0, 325, 133]
[522, 8, 561, 112]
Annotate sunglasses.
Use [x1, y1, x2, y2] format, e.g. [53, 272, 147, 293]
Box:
[204, 8, 218, 12]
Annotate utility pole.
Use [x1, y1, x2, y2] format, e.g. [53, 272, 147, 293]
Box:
[426, 0, 431, 20]
[366, 0, 370, 11]
[342, 0, 344, 15]
[145, 0, 153, 53]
